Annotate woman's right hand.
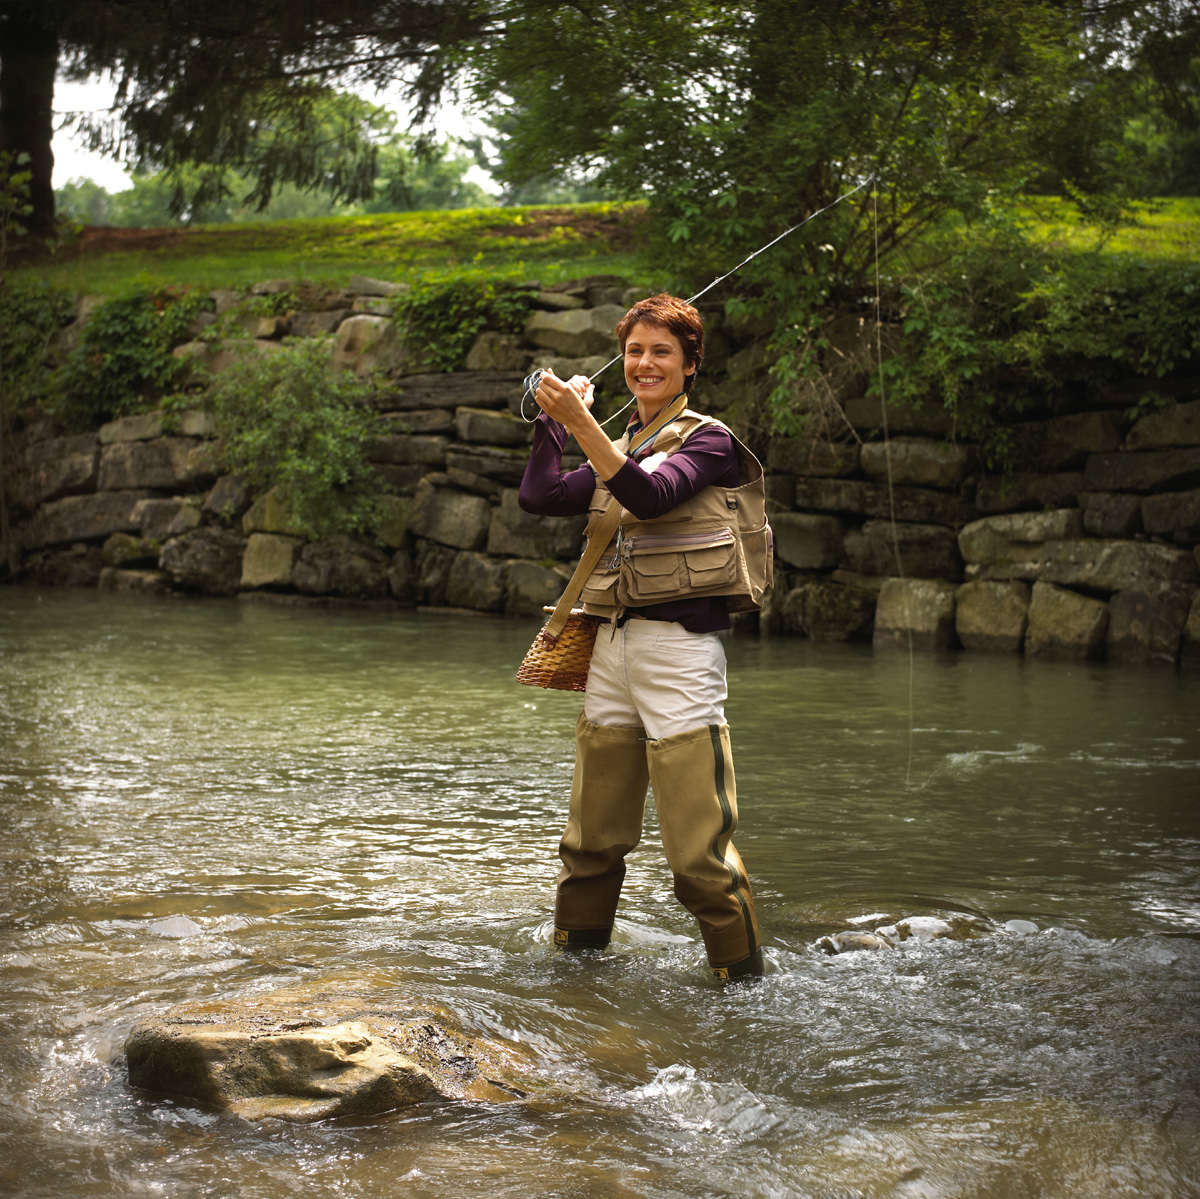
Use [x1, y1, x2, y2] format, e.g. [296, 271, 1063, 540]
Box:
[535, 369, 596, 430]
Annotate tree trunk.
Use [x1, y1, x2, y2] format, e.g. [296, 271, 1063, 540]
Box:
[0, 11, 59, 235]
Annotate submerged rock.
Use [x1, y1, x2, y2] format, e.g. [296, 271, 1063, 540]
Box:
[819, 914, 987, 954]
[125, 991, 530, 1122]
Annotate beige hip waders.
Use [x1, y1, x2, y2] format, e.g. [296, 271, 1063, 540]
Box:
[647, 723, 762, 978]
[555, 716, 763, 978]
[555, 714, 649, 948]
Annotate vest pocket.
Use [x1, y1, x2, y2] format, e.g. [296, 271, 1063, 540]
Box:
[623, 551, 687, 598]
[618, 529, 736, 603]
[686, 541, 738, 589]
[581, 570, 620, 607]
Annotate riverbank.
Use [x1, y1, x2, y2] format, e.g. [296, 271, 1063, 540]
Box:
[7, 264, 1200, 667]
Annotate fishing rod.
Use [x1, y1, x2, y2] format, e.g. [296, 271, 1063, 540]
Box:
[520, 175, 875, 423]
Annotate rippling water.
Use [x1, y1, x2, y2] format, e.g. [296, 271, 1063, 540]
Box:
[2, 588, 1198, 1198]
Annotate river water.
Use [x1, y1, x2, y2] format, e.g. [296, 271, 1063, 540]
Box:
[1, 588, 1198, 1199]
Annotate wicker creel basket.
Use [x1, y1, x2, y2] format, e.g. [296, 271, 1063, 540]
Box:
[516, 608, 601, 692]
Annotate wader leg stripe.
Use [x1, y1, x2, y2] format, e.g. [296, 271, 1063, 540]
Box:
[709, 724, 758, 954]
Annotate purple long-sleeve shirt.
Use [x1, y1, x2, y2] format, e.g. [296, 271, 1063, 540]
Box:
[518, 411, 739, 632]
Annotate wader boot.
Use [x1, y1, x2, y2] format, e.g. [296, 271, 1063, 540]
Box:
[555, 714, 649, 949]
[647, 723, 763, 980]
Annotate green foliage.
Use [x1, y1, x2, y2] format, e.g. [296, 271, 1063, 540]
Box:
[53, 282, 210, 429]
[0, 277, 76, 409]
[1013, 256, 1200, 382]
[205, 337, 384, 540]
[764, 200, 1200, 465]
[363, 137, 496, 214]
[396, 274, 536, 372]
[1, 152, 35, 249]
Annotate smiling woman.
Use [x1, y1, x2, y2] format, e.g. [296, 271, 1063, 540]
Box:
[518, 294, 775, 980]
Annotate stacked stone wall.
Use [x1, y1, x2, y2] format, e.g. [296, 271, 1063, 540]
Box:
[8, 273, 1200, 667]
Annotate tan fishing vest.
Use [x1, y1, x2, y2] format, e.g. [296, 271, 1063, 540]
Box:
[578, 409, 774, 619]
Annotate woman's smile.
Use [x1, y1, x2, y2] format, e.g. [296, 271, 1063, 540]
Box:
[623, 320, 695, 417]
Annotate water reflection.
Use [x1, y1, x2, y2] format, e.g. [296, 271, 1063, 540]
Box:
[1, 588, 1198, 1198]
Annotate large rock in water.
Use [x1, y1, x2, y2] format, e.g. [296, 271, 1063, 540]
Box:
[1105, 586, 1193, 665]
[1025, 582, 1108, 659]
[125, 990, 530, 1122]
[873, 577, 957, 649]
[955, 580, 1031, 652]
[160, 528, 246, 595]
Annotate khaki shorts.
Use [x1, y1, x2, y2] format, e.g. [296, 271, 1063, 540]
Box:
[583, 620, 727, 739]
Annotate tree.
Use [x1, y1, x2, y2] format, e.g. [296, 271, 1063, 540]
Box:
[468, 0, 1199, 296]
[0, 0, 481, 230]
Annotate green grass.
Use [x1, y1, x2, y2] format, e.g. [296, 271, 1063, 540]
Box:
[11, 195, 1197, 299]
[15, 201, 656, 296]
[1019, 196, 1200, 260]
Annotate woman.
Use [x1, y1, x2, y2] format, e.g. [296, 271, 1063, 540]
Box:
[518, 294, 772, 980]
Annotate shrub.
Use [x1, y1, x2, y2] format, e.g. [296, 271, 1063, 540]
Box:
[0, 276, 75, 410]
[397, 274, 536, 372]
[54, 282, 211, 429]
[204, 336, 384, 540]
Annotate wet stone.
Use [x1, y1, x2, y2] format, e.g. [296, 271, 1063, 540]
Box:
[125, 1000, 525, 1123]
[241, 534, 301, 590]
[387, 549, 417, 605]
[98, 567, 171, 595]
[30, 491, 149, 548]
[1025, 582, 1109, 660]
[783, 581, 877, 641]
[767, 438, 860, 478]
[414, 539, 458, 606]
[505, 560, 571, 618]
[843, 520, 962, 581]
[955, 580, 1031, 653]
[445, 551, 507, 612]
[28, 544, 105, 587]
[873, 578, 958, 650]
[160, 528, 246, 596]
[455, 406, 531, 447]
[1008, 411, 1120, 471]
[764, 512, 845, 572]
[293, 538, 389, 598]
[102, 532, 159, 568]
[958, 510, 1082, 567]
[1181, 592, 1200, 668]
[1105, 586, 1193, 666]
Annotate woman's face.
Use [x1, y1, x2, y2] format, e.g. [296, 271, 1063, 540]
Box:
[622, 321, 695, 414]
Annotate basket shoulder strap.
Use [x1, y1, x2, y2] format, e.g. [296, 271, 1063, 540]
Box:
[542, 393, 686, 640]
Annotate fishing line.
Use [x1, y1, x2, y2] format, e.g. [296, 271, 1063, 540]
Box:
[519, 176, 875, 424]
[872, 184, 916, 786]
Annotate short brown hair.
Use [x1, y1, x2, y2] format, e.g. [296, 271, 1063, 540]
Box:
[615, 294, 704, 394]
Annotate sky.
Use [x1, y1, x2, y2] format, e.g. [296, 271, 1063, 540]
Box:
[51, 74, 491, 193]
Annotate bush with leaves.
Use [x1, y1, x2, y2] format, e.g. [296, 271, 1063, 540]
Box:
[54, 282, 211, 429]
[205, 336, 384, 540]
[397, 274, 535, 372]
[0, 276, 75, 412]
[764, 208, 1200, 466]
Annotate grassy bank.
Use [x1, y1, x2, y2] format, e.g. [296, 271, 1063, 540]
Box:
[13, 196, 1198, 299]
[14, 201, 654, 296]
